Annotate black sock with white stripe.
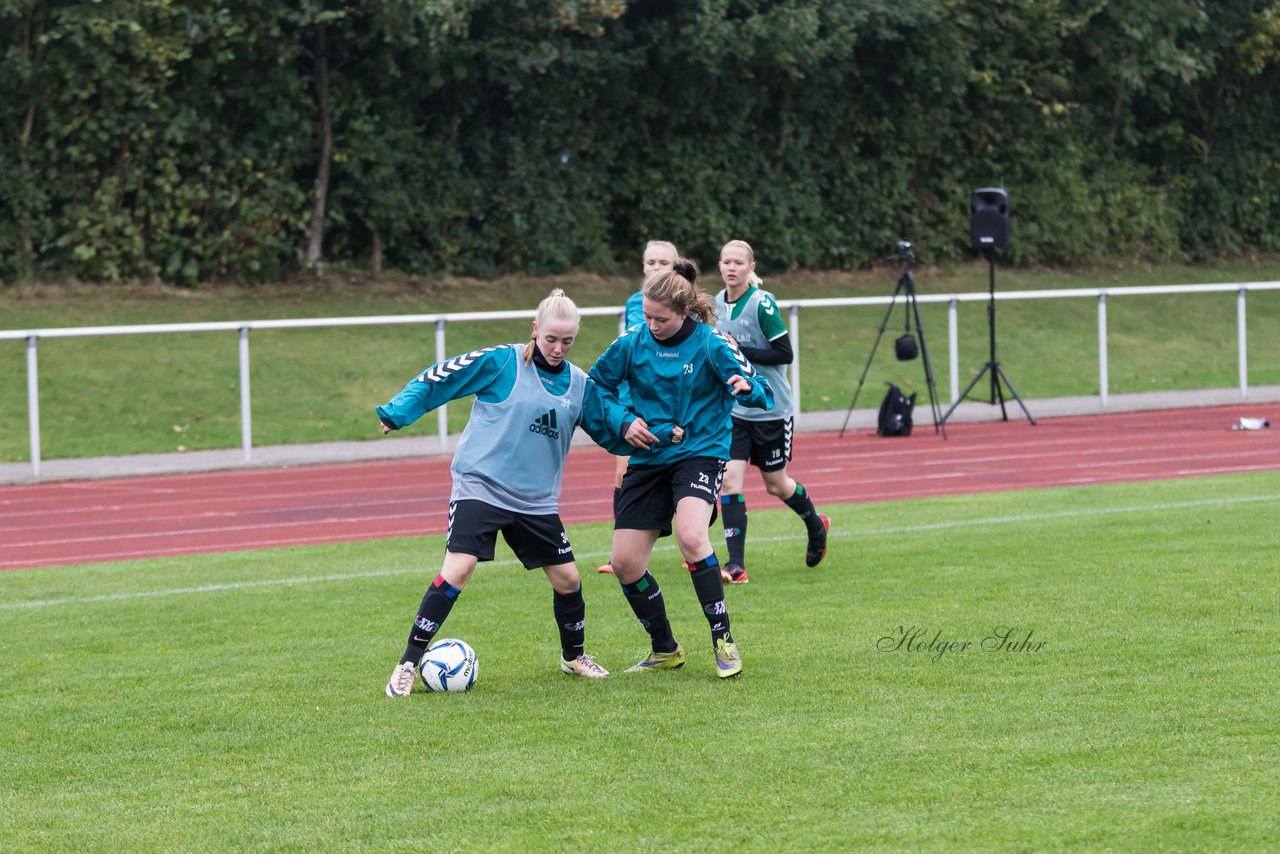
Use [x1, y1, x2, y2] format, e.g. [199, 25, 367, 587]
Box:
[689, 554, 731, 643]
[721, 493, 748, 566]
[400, 574, 461, 664]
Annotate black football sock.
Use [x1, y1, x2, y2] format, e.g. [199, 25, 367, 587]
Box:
[620, 571, 677, 653]
[689, 554, 732, 644]
[553, 585, 586, 661]
[784, 482, 824, 532]
[721, 493, 748, 566]
[400, 574, 461, 664]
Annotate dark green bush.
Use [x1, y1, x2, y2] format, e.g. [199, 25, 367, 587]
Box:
[1, 0, 1276, 283]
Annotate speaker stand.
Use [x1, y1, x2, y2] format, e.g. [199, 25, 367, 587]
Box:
[940, 249, 1036, 427]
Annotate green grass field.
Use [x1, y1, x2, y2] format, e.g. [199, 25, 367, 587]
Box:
[4, 257, 1280, 463]
[3, 472, 1278, 851]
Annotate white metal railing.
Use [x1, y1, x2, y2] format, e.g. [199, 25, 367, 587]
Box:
[4, 282, 1279, 477]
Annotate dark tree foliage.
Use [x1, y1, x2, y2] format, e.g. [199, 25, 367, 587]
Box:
[1, 0, 1276, 282]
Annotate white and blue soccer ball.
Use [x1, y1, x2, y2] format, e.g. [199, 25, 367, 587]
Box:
[419, 638, 478, 693]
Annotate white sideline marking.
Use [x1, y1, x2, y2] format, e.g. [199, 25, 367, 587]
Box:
[3, 493, 1277, 611]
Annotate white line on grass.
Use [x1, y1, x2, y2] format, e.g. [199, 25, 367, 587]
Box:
[3, 493, 1276, 610]
[0, 567, 447, 610]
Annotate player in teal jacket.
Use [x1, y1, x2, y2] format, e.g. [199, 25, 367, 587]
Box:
[598, 239, 681, 575]
[589, 259, 772, 679]
[377, 289, 679, 698]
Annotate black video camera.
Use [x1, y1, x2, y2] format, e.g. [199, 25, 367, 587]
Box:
[892, 240, 915, 263]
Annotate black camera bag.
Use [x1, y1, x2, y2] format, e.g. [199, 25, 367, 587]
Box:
[877, 383, 917, 437]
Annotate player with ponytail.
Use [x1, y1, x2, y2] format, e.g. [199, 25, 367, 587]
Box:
[589, 259, 773, 678]
[598, 240, 680, 574]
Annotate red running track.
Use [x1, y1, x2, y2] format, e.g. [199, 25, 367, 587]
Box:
[2, 403, 1277, 571]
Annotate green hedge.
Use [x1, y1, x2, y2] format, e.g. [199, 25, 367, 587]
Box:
[2, 0, 1277, 283]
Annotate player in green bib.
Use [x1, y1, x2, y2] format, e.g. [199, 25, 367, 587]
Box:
[713, 240, 830, 583]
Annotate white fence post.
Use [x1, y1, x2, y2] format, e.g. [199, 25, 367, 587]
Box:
[239, 326, 252, 461]
[948, 298, 959, 403]
[435, 319, 448, 445]
[1238, 287, 1248, 399]
[1098, 293, 1109, 408]
[27, 336, 41, 478]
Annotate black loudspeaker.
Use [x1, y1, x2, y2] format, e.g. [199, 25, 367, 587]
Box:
[970, 187, 1009, 249]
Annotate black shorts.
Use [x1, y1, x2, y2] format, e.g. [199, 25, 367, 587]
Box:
[616, 457, 726, 537]
[730, 416, 793, 472]
[446, 499, 574, 569]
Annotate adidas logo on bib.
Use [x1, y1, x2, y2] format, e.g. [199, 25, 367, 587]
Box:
[529, 409, 560, 439]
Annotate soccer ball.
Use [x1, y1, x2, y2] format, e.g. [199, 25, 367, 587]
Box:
[418, 638, 478, 693]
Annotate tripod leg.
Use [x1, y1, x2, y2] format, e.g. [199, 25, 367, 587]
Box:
[907, 286, 946, 440]
[992, 362, 1037, 425]
[839, 285, 903, 438]
[940, 362, 992, 426]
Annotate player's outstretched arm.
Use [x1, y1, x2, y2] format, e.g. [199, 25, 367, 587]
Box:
[376, 346, 513, 431]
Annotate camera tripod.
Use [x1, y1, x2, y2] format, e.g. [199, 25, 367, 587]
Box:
[840, 242, 945, 439]
[940, 248, 1036, 427]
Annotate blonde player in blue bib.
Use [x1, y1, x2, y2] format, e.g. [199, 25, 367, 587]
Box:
[376, 289, 679, 697]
